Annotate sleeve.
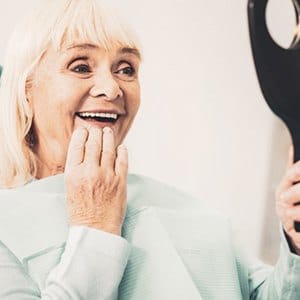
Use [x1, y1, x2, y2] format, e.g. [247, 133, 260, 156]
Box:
[0, 226, 131, 300]
[249, 229, 300, 299]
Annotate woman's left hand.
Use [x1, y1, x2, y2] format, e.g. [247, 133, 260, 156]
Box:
[276, 146, 300, 255]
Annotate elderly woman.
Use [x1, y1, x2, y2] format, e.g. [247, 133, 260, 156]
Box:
[0, 0, 300, 299]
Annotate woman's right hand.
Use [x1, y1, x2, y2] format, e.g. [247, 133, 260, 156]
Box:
[64, 126, 128, 236]
[276, 146, 300, 254]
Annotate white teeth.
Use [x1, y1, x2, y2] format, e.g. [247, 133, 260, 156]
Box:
[78, 112, 118, 120]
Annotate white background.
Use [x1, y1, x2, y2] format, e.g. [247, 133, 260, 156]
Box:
[0, 0, 295, 263]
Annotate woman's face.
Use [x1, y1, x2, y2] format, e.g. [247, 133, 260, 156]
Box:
[27, 42, 141, 168]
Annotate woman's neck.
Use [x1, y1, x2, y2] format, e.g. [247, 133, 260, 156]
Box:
[35, 163, 65, 179]
[33, 140, 66, 179]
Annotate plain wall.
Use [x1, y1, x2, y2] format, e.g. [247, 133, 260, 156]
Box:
[0, 0, 295, 263]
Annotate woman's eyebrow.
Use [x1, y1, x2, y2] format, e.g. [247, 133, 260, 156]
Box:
[66, 43, 97, 51]
[118, 47, 141, 60]
[64, 44, 141, 59]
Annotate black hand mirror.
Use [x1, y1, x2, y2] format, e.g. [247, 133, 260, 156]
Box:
[248, 0, 300, 231]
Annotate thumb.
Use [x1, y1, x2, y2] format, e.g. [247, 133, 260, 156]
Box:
[287, 144, 294, 169]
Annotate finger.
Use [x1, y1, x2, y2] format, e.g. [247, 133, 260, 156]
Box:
[100, 127, 116, 170]
[286, 205, 300, 222]
[283, 208, 300, 238]
[276, 200, 293, 221]
[286, 160, 300, 184]
[84, 127, 102, 165]
[276, 145, 295, 194]
[275, 146, 294, 197]
[286, 232, 300, 251]
[115, 144, 128, 176]
[279, 182, 300, 205]
[287, 145, 294, 169]
[65, 127, 88, 168]
[277, 160, 300, 199]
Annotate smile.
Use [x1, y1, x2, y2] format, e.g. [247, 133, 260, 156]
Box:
[76, 112, 119, 123]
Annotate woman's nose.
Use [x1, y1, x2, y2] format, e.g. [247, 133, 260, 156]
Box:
[89, 73, 123, 101]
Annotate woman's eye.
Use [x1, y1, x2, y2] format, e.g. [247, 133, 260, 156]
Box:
[117, 66, 136, 77]
[71, 64, 91, 73]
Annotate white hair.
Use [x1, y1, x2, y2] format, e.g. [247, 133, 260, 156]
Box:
[0, 0, 141, 188]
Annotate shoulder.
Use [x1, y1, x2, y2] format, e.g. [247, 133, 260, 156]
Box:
[127, 173, 222, 217]
[125, 174, 232, 251]
[128, 173, 197, 206]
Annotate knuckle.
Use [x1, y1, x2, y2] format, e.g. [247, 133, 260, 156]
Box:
[86, 140, 100, 148]
[117, 159, 128, 172]
[118, 157, 128, 165]
[113, 175, 122, 186]
[293, 236, 300, 245]
[87, 169, 100, 183]
[103, 173, 114, 185]
[102, 149, 116, 158]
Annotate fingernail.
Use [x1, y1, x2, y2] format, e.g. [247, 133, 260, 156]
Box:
[286, 169, 294, 179]
[90, 126, 101, 132]
[103, 127, 112, 133]
[280, 191, 290, 200]
[83, 124, 92, 130]
[118, 144, 127, 151]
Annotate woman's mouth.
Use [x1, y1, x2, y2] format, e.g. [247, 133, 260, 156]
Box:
[76, 112, 120, 124]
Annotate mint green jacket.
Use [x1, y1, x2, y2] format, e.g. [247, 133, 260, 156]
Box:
[0, 173, 299, 299]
